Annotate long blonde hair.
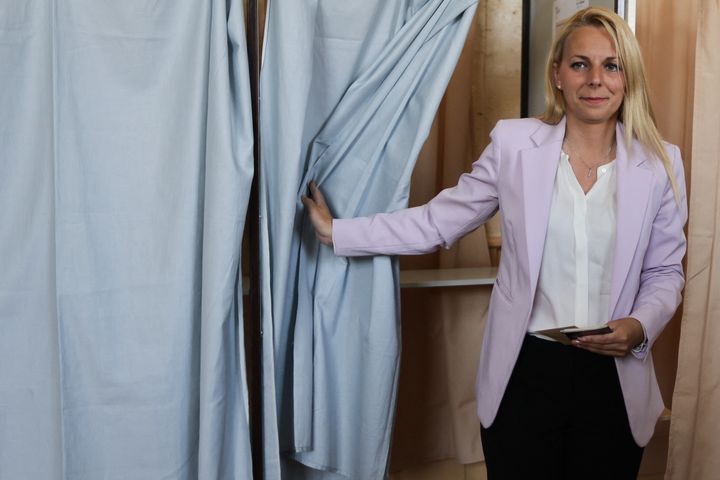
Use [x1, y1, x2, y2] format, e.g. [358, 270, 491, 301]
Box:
[539, 7, 680, 200]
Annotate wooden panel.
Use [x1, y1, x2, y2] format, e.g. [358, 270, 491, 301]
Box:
[400, 267, 497, 288]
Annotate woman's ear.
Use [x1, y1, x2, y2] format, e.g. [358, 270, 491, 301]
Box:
[552, 62, 560, 89]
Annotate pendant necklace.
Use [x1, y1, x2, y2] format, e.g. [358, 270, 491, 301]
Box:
[565, 139, 615, 179]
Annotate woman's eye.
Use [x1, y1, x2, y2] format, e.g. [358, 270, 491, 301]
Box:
[570, 62, 587, 70]
[605, 63, 620, 72]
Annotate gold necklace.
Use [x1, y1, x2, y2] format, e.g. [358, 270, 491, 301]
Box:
[565, 139, 615, 179]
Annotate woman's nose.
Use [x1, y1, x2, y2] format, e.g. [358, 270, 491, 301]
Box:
[588, 66, 602, 86]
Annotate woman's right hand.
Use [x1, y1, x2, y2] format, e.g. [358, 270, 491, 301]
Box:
[300, 181, 334, 247]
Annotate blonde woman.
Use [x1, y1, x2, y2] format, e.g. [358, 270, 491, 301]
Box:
[302, 8, 686, 479]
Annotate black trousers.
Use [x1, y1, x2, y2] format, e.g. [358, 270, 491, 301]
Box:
[480, 335, 644, 480]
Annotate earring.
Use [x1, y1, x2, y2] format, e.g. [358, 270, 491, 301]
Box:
[556, 84, 562, 90]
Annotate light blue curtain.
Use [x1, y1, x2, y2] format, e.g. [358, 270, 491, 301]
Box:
[259, 1, 477, 478]
[0, 1, 253, 479]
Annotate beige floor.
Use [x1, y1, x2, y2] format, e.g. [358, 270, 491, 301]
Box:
[391, 458, 664, 480]
[390, 417, 669, 480]
[391, 460, 488, 480]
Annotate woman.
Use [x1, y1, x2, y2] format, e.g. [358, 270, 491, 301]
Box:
[302, 7, 687, 479]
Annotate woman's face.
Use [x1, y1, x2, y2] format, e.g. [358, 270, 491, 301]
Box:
[553, 26, 625, 127]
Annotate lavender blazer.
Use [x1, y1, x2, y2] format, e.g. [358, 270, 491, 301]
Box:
[332, 117, 688, 446]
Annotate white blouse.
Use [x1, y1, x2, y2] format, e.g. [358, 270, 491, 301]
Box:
[527, 151, 617, 334]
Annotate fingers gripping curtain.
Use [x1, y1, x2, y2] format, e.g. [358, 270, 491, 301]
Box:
[0, 1, 253, 478]
[259, 1, 477, 478]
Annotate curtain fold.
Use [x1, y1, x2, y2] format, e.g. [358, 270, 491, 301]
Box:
[259, 0, 477, 478]
[390, 0, 521, 470]
[0, 1, 253, 478]
[666, 0, 720, 478]
[634, 0, 699, 416]
[390, 20, 491, 470]
[0, 2, 61, 477]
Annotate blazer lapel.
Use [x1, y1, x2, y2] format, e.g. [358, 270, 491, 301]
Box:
[609, 123, 653, 318]
[522, 119, 565, 300]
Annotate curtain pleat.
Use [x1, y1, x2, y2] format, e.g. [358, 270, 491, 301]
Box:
[0, 1, 253, 478]
[666, 1, 720, 478]
[259, 0, 477, 478]
[391, 1, 521, 469]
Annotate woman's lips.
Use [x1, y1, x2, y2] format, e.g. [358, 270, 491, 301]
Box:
[581, 97, 607, 105]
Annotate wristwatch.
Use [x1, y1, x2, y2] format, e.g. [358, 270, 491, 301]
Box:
[632, 337, 648, 354]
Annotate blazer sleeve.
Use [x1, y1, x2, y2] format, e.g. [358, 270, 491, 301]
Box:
[629, 143, 688, 361]
[332, 121, 505, 256]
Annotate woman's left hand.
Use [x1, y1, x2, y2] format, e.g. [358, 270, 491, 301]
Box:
[572, 317, 646, 357]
